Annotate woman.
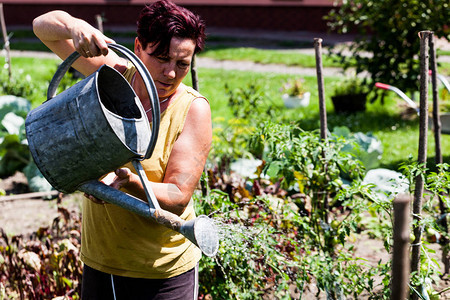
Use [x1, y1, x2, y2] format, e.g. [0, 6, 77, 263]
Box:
[33, 1, 211, 299]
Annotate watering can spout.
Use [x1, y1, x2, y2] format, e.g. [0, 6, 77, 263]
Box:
[79, 180, 219, 257]
[179, 216, 219, 257]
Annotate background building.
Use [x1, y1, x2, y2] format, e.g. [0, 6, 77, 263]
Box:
[2, 0, 335, 32]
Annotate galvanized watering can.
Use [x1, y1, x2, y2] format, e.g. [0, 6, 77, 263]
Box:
[25, 44, 219, 257]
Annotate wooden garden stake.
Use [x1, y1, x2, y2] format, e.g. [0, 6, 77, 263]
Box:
[314, 38, 329, 221]
[191, 54, 199, 92]
[429, 32, 449, 274]
[0, 3, 11, 80]
[391, 194, 411, 300]
[189, 54, 208, 197]
[411, 31, 431, 298]
[430, 33, 442, 163]
[314, 38, 327, 142]
[95, 14, 104, 33]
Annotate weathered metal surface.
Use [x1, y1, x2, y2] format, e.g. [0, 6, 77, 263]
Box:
[26, 65, 150, 193]
[79, 180, 155, 217]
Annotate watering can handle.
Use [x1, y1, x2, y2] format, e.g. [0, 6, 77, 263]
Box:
[46, 43, 160, 160]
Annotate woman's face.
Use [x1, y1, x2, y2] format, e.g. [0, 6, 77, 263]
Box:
[135, 37, 195, 100]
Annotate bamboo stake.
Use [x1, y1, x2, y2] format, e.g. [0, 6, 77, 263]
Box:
[429, 32, 449, 275]
[391, 194, 411, 300]
[0, 3, 11, 80]
[411, 31, 431, 299]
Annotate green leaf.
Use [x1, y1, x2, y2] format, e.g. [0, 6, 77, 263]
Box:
[265, 161, 282, 178]
[1, 112, 24, 135]
[23, 161, 53, 193]
[0, 133, 30, 177]
[0, 95, 31, 120]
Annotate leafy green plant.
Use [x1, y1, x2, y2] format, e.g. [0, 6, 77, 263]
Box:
[199, 121, 392, 298]
[0, 95, 31, 177]
[209, 84, 282, 170]
[330, 77, 370, 113]
[251, 122, 367, 197]
[326, 0, 449, 98]
[0, 95, 53, 192]
[438, 87, 450, 112]
[0, 68, 36, 100]
[225, 83, 281, 121]
[332, 126, 383, 171]
[331, 76, 369, 97]
[196, 191, 305, 299]
[367, 159, 450, 299]
[280, 78, 308, 97]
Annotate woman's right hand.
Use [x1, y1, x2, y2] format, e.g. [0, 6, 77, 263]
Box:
[70, 21, 115, 58]
[33, 11, 123, 76]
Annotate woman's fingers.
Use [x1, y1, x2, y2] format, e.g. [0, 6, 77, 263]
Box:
[115, 167, 132, 178]
[83, 193, 105, 204]
[83, 169, 131, 203]
[93, 34, 115, 56]
[109, 168, 132, 190]
[73, 26, 115, 58]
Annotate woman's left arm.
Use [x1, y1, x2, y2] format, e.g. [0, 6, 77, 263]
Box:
[161, 98, 212, 214]
[114, 98, 212, 215]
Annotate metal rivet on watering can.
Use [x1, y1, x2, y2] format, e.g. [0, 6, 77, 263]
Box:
[25, 44, 219, 257]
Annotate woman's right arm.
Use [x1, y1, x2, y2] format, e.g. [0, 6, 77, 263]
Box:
[33, 10, 124, 76]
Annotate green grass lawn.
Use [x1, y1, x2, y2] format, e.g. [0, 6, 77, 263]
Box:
[199, 46, 344, 68]
[191, 67, 450, 169]
[2, 51, 449, 171]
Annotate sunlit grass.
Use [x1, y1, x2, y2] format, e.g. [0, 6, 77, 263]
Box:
[186, 67, 450, 169]
[1, 56, 60, 105]
[199, 46, 343, 68]
[2, 55, 449, 171]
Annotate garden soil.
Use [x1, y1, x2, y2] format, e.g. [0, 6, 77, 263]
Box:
[1, 172, 449, 299]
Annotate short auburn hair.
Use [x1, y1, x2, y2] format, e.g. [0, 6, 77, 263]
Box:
[137, 0, 206, 57]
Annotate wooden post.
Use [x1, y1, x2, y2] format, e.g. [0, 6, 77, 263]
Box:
[190, 54, 207, 196]
[429, 33, 449, 275]
[191, 54, 199, 92]
[391, 194, 411, 300]
[314, 38, 327, 142]
[430, 34, 442, 163]
[95, 14, 104, 33]
[314, 38, 329, 221]
[0, 3, 11, 80]
[411, 31, 431, 299]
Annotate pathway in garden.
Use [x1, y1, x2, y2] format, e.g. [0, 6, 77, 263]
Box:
[5, 48, 345, 77]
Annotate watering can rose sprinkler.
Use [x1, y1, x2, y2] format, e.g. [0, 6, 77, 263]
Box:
[25, 44, 219, 257]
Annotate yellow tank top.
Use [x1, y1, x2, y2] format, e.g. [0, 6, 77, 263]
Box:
[80, 63, 204, 279]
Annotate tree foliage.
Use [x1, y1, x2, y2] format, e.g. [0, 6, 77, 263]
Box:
[326, 0, 450, 97]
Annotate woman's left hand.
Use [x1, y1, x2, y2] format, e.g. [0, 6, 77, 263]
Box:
[109, 168, 133, 190]
[84, 168, 133, 204]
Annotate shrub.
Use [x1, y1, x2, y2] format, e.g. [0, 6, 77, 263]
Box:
[326, 0, 450, 99]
